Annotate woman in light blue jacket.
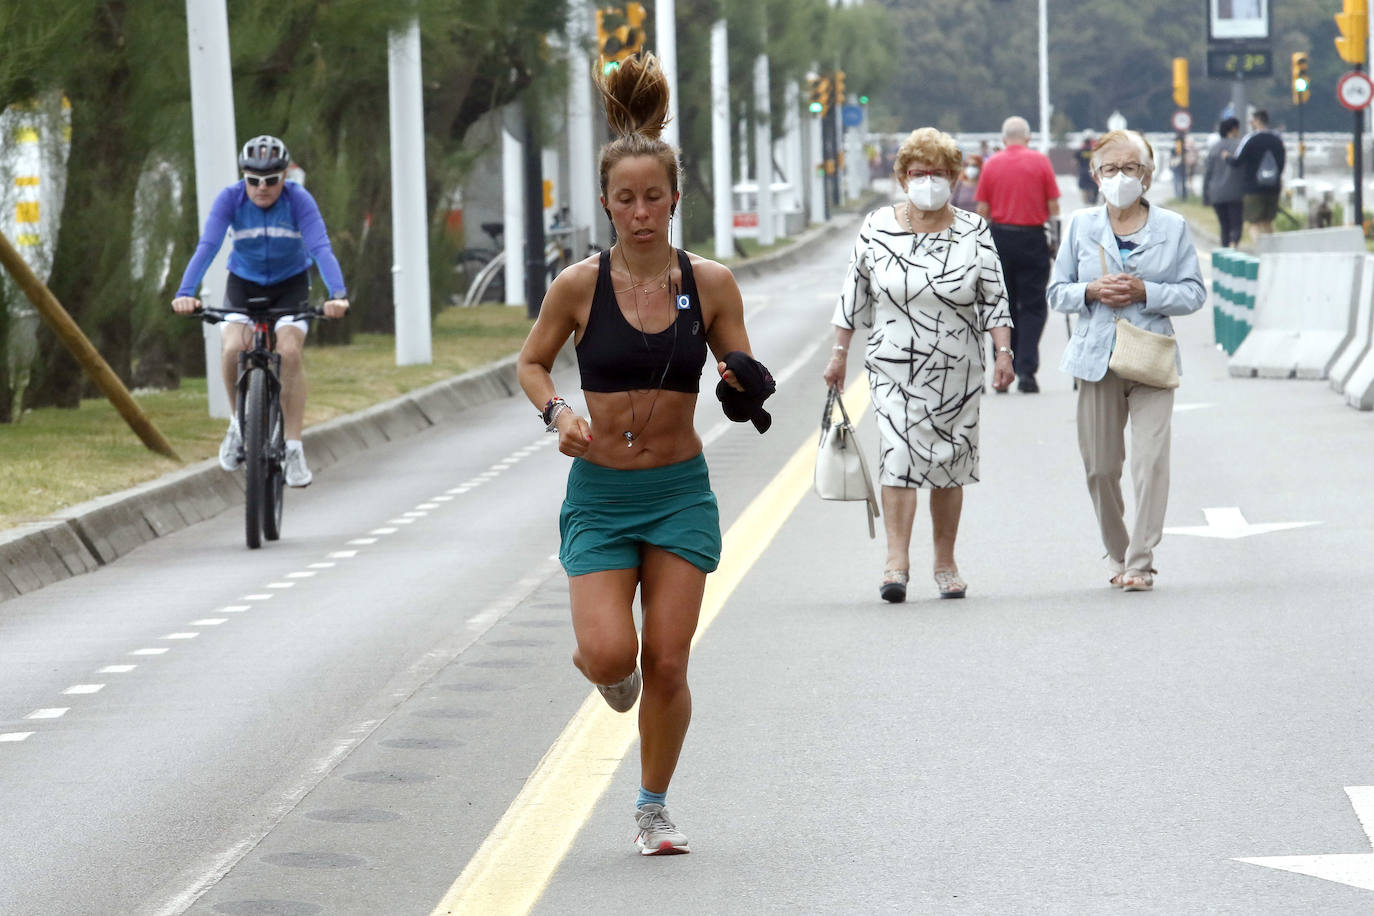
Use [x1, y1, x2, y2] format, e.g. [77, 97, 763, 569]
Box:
[1048, 130, 1206, 593]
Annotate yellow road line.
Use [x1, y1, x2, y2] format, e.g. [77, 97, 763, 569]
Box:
[431, 379, 871, 915]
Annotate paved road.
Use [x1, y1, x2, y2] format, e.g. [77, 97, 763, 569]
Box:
[4, 194, 1374, 915]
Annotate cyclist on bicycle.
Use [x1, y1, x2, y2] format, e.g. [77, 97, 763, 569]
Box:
[171, 135, 349, 487]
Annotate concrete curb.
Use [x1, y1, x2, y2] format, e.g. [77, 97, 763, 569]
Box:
[1, 213, 863, 603]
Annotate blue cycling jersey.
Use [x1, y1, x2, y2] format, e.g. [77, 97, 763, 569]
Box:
[176, 181, 347, 299]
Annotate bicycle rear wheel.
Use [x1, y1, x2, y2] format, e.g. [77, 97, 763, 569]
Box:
[262, 395, 285, 541]
[243, 367, 269, 549]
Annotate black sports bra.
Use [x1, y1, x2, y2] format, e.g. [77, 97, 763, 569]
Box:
[577, 248, 708, 393]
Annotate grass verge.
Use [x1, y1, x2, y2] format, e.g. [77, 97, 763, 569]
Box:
[1, 305, 533, 529]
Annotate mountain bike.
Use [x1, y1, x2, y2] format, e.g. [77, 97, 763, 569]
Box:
[193, 298, 326, 549]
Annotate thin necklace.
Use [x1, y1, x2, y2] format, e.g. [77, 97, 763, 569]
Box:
[615, 248, 673, 295]
[903, 202, 948, 235]
[623, 267, 679, 448]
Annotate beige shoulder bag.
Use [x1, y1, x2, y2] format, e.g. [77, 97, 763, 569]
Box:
[1099, 244, 1180, 389]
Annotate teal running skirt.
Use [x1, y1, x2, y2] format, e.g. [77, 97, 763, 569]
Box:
[559, 453, 721, 577]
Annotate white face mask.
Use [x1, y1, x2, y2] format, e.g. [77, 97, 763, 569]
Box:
[963, 166, 979, 180]
[1100, 173, 1144, 209]
[906, 175, 952, 211]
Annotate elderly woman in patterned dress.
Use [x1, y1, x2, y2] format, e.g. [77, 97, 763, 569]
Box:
[823, 127, 1015, 603]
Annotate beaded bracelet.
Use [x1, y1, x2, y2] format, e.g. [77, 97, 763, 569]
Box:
[541, 397, 569, 431]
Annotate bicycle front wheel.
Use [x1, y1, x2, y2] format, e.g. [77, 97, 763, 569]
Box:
[243, 367, 269, 549]
[262, 393, 285, 541]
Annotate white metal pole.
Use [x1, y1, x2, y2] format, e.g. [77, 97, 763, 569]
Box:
[656, 0, 682, 248]
[567, 0, 597, 246]
[387, 19, 432, 365]
[185, 0, 237, 419]
[1037, 0, 1050, 153]
[784, 80, 802, 215]
[711, 20, 733, 261]
[754, 52, 775, 246]
[808, 114, 825, 225]
[502, 107, 526, 306]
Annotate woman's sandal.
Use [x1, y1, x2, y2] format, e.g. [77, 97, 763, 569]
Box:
[1121, 569, 1156, 592]
[934, 568, 967, 599]
[880, 570, 909, 603]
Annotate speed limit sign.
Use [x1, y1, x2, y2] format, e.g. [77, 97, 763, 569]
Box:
[1338, 70, 1373, 111]
[1171, 110, 1193, 133]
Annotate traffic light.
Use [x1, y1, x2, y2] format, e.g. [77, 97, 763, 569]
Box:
[834, 70, 846, 105]
[1172, 57, 1189, 109]
[1292, 52, 1310, 105]
[596, 3, 648, 73]
[1336, 0, 1368, 65]
[808, 75, 831, 115]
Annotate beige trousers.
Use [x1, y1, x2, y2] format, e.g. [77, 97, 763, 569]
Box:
[1076, 369, 1173, 576]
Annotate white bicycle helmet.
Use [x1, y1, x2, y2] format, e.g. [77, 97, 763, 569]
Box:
[238, 135, 290, 172]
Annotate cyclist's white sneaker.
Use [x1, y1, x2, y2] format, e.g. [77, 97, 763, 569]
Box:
[284, 443, 313, 487]
[597, 669, 641, 713]
[218, 423, 243, 471]
[634, 804, 689, 855]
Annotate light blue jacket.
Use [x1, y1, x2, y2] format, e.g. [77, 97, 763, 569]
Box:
[1048, 203, 1206, 382]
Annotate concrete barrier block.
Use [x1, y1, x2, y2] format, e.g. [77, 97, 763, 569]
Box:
[61, 495, 156, 565]
[1256, 226, 1368, 254]
[0, 521, 99, 595]
[1229, 251, 1362, 379]
[357, 399, 433, 442]
[1331, 256, 1374, 393]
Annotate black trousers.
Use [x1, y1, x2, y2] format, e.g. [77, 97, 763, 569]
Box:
[990, 224, 1050, 378]
[1213, 201, 1243, 248]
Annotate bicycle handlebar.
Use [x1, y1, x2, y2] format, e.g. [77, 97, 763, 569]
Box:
[189, 305, 329, 325]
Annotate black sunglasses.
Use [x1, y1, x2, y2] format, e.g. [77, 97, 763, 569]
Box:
[244, 172, 284, 188]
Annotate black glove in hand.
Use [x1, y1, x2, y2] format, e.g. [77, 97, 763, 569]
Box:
[716, 351, 776, 434]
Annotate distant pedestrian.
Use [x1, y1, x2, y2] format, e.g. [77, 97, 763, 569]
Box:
[1224, 108, 1284, 235]
[1169, 136, 1189, 200]
[1077, 132, 1098, 206]
[976, 115, 1060, 394]
[825, 127, 1014, 603]
[1048, 130, 1206, 593]
[1202, 117, 1245, 247]
[951, 153, 982, 211]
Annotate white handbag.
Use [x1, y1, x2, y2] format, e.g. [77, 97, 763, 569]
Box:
[814, 386, 880, 538]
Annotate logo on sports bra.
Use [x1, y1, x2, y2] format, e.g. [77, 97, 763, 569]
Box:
[676, 294, 690, 310]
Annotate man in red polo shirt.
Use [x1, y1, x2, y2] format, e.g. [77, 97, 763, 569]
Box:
[976, 116, 1060, 393]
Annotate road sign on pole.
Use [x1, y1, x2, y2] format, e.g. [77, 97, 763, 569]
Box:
[1171, 110, 1193, 133]
[1338, 69, 1374, 109]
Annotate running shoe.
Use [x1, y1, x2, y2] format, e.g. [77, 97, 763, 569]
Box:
[597, 669, 641, 713]
[218, 423, 244, 471]
[284, 442, 313, 487]
[634, 804, 689, 855]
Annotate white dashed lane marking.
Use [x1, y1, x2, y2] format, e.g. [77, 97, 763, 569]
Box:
[6, 432, 556, 746]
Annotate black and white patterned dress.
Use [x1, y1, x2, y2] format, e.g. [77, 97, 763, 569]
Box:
[833, 206, 1013, 489]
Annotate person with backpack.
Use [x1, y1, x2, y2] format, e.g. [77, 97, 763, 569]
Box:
[1223, 109, 1285, 236]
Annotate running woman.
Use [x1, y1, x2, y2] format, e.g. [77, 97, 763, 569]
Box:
[517, 52, 772, 855]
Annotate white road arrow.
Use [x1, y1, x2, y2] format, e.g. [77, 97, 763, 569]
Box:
[1163, 507, 1320, 540]
[1236, 787, 1374, 891]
